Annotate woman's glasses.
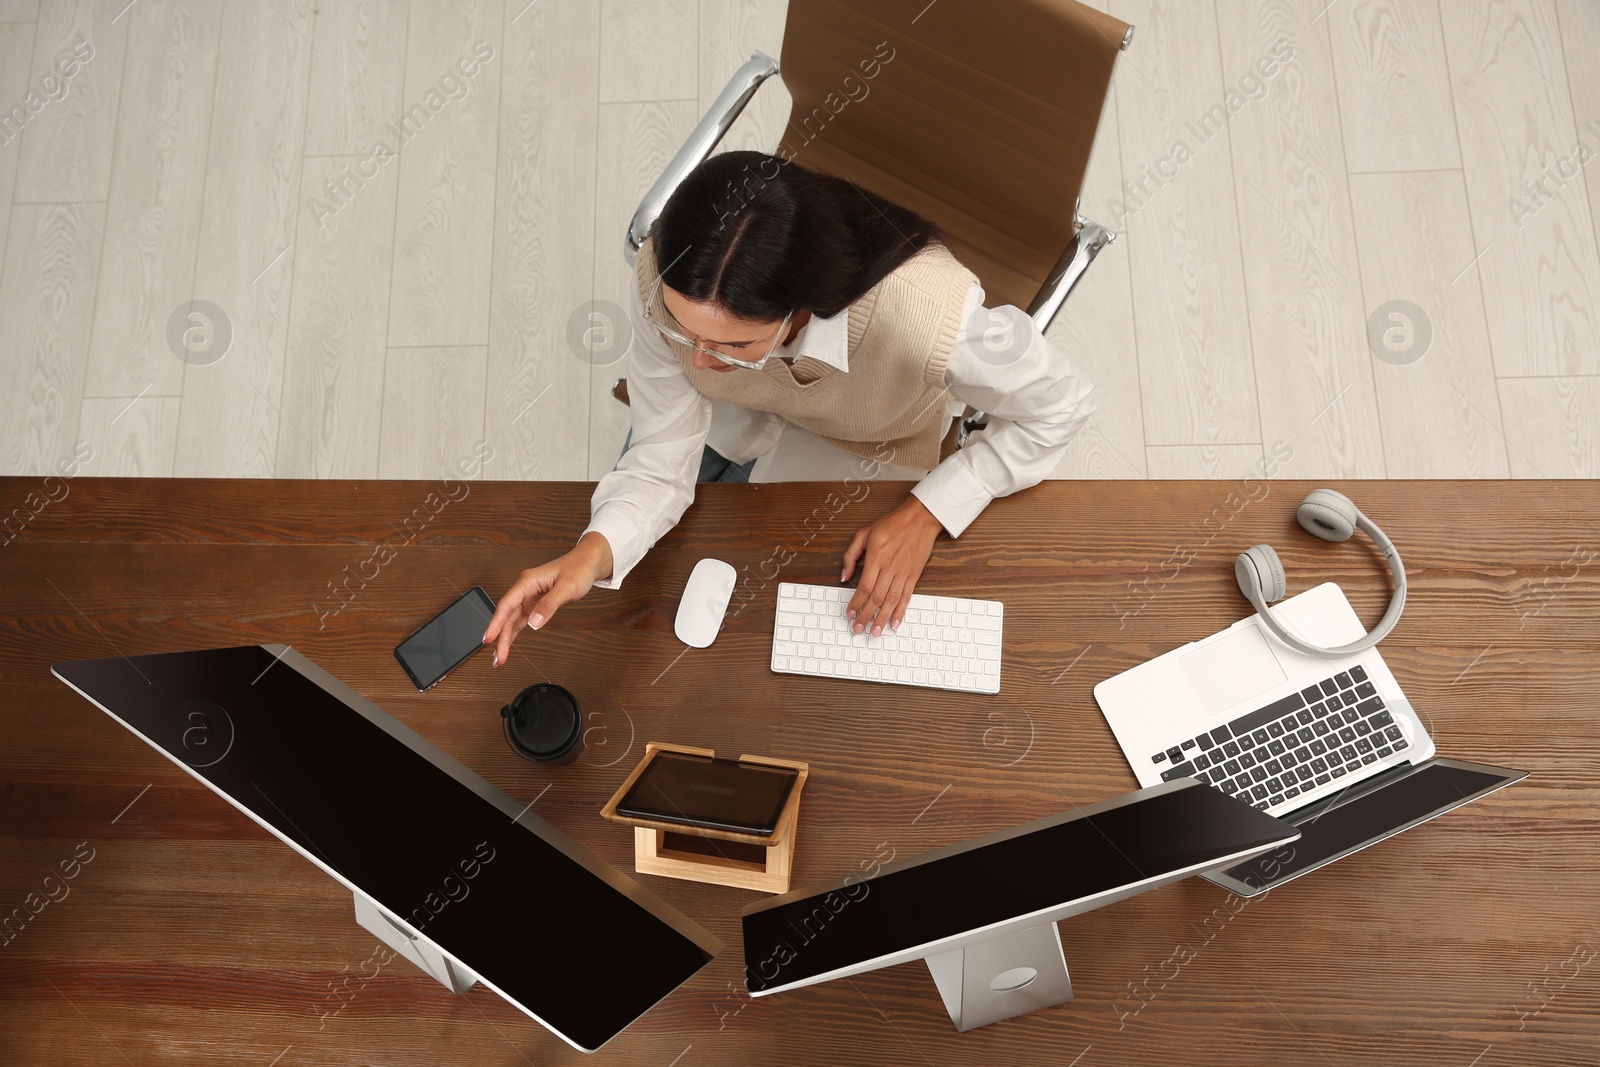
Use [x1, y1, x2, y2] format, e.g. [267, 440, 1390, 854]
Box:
[645, 284, 793, 370]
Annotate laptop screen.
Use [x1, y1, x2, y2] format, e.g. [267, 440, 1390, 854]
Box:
[1212, 760, 1524, 893]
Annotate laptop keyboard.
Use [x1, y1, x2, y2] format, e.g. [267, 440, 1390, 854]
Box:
[1150, 665, 1410, 813]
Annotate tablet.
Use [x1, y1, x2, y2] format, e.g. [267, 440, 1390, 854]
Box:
[617, 752, 798, 836]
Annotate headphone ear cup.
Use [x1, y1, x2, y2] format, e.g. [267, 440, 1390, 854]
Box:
[1236, 544, 1288, 603]
[1297, 488, 1358, 542]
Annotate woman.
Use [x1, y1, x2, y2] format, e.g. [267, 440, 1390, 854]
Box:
[483, 151, 1093, 666]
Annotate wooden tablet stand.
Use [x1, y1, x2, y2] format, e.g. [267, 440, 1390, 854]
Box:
[601, 742, 808, 894]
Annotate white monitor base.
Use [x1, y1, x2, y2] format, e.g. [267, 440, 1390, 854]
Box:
[924, 922, 1072, 1032]
[353, 893, 478, 995]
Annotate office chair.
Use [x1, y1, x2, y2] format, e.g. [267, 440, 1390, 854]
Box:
[619, 0, 1133, 452]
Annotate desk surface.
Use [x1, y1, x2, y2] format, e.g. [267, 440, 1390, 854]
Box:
[2, 477, 1596, 1066]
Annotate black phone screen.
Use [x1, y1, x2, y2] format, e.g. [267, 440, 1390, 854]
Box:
[395, 586, 495, 691]
[617, 754, 798, 836]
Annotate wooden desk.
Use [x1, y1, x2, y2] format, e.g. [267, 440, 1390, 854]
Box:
[1, 478, 1596, 1065]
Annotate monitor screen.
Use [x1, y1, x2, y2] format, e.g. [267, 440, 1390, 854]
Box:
[54, 646, 717, 1052]
[743, 782, 1294, 993]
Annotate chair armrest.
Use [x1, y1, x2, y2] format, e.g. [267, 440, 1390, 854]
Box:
[1025, 216, 1116, 333]
[624, 51, 781, 265]
[955, 216, 1117, 450]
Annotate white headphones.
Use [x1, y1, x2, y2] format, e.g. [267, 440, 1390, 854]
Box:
[1234, 489, 1406, 657]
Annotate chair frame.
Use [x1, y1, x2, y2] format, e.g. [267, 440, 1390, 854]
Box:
[624, 24, 1133, 448]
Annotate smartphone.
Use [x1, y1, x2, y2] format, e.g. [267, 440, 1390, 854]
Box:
[394, 586, 496, 691]
[617, 753, 798, 837]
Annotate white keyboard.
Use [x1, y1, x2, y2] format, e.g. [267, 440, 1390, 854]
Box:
[771, 582, 1003, 694]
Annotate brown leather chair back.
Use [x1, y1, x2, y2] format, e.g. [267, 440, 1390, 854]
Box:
[778, 0, 1128, 311]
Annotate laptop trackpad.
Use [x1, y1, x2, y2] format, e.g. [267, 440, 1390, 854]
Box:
[1180, 624, 1286, 715]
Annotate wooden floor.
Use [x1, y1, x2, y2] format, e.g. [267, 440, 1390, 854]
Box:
[0, 0, 1598, 482]
[0, 0, 1593, 479]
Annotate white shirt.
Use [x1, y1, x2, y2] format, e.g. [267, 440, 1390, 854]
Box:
[585, 275, 1095, 588]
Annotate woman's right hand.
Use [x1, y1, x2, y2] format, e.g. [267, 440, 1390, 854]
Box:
[483, 533, 614, 666]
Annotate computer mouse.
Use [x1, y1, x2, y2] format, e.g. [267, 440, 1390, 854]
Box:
[675, 558, 737, 648]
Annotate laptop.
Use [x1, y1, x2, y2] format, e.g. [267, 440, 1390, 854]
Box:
[1094, 582, 1526, 895]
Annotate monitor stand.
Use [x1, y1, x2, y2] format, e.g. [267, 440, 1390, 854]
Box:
[352, 892, 478, 995]
[924, 921, 1072, 1032]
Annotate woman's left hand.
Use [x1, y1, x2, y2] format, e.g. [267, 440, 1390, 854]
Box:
[841, 495, 945, 636]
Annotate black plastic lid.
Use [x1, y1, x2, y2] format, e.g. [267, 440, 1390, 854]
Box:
[502, 683, 581, 759]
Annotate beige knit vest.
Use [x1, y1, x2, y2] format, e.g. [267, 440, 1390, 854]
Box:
[634, 235, 977, 469]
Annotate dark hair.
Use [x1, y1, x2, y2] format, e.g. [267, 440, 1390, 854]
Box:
[652, 151, 942, 322]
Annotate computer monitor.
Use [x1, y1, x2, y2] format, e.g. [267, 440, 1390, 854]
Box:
[53, 645, 721, 1053]
[742, 779, 1298, 1031]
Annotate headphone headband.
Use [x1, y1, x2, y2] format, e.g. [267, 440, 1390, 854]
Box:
[1236, 491, 1406, 657]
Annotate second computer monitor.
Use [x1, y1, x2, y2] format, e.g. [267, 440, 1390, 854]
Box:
[742, 779, 1298, 1031]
